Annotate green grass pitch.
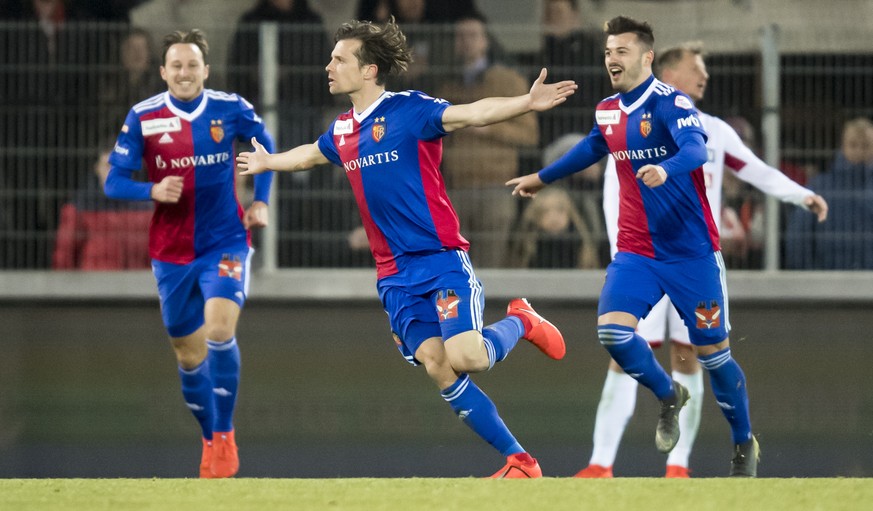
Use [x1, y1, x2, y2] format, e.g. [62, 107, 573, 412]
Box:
[2, 478, 871, 511]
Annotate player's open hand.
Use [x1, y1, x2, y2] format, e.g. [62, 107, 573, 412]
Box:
[636, 164, 667, 188]
[528, 68, 577, 112]
[237, 137, 271, 175]
[150, 175, 183, 203]
[506, 173, 546, 198]
[805, 194, 829, 222]
[243, 200, 269, 229]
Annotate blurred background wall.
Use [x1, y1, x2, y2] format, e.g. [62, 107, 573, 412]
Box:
[1, 298, 870, 478]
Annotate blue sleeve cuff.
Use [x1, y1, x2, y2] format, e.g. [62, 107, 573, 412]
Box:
[250, 130, 275, 204]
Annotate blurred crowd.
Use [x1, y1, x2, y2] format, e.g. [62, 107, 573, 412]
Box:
[1, 0, 870, 270]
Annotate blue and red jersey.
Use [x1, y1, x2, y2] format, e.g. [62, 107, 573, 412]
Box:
[107, 90, 273, 264]
[539, 75, 717, 261]
[317, 90, 468, 278]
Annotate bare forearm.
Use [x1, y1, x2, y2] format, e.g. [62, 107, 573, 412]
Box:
[443, 95, 531, 131]
[268, 143, 327, 172]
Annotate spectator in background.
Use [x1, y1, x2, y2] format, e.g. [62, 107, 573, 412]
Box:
[53, 145, 152, 270]
[437, 11, 539, 267]
[538, 0, 605, 145]
[785, 117, 873, 269]
[228, 0, 331, 148]
[510, 187, 600, 269]
[356, 0, 476, 23]
[98, 27, 163, 134]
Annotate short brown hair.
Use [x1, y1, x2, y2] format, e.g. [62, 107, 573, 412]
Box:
[161, 29, 209, 65]
[335, 17, 412, 86]
[656, 41, 705, 74]
[603, 16, 654, 50]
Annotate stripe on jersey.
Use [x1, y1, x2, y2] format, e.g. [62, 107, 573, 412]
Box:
[609, 103, 656, 258]
[418, 138, 465, 249]
[339, 117, 398, 278]
[691, 168, 721, 252]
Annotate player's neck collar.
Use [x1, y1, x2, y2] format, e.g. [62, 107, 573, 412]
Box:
[618, 75, 655, 114]
[165, 91, 208, 121]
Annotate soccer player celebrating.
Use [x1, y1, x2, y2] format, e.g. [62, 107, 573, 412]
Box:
[508, 16, 761, 477]
[105, 29, 275, 478]
[237, 17, 573, 478]
[577, 41, 828, 479]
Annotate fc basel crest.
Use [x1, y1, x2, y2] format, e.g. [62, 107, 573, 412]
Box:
[436, 289, 460, 321]
[210, 119, 224, 143]
[372, 116, 386, 142]
[639, 112, 652, 138]
[694, 300, 721, 329]
[218, 254, 242, 281]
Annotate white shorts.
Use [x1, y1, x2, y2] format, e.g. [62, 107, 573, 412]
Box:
[636, 295, 692, 347]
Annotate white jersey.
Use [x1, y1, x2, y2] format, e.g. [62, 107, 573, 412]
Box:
[604, 111, 814, 257]
[603, 111, 815, 342]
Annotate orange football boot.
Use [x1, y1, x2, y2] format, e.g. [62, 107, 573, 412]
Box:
[506, 298, 566, 360]
[210, 430, 239, 478]
[574, 464, 614, 478]
[490, 452, 543, 479]
[199, 438, 213, 478]
[665, 465, 690, 478]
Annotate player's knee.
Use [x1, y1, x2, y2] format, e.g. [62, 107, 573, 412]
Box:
[172, 343, 207, 369]
[444, 336, 489, 373]
[204, 322, 236, 343]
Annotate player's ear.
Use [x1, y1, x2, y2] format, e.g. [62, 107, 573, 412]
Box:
[159, 66, 168, 82]
[203, 64, 210, 81]
[363, 63, 378, 81]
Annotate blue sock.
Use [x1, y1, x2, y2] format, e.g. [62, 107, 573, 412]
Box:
[698, 347, 752, 444]
[207, 337, 241, 433]
[598, 324, 674, 399]
[482, 316, 524, 368]
[441, 374, 523, 457]
[178, 360, 214, 440]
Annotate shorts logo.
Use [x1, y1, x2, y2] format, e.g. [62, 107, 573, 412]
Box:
[436, 290, 460, 321]
[218, 254, 242, 281]
[210, 120, 224, 143]
[372, 117, 386, 142]
[695, 300, 721, 329]
[640, 112, 652, 138]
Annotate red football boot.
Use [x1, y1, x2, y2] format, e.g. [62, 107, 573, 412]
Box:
[507, 298, 566, 360]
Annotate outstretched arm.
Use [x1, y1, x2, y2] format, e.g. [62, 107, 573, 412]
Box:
[441, 68, 576, 132]
[237, 137, 329, 175]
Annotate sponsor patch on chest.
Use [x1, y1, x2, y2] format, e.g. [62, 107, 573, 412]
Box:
[141, 117, 182, 136]
[596, 110, 621, 125]
[333, 119, 354, 135]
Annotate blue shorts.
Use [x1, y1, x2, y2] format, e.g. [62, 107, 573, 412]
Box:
[377, 250, 484, 365]
[598, 251, 730, 346]
[152, 243, 253, 337]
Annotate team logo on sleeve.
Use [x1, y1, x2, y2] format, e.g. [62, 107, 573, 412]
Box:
[372, 117, 386, 142]
[210, 120, 224, 143]
[674, 95, 694, 109]
[695, 300, 722, 329]
[639, 112, 653, 138]
[436, 290, 460, 321]
[218, 254, 242, 281]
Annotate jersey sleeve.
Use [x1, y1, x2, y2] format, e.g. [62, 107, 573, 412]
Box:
[538, 124, 610, 183]
[714, 118, 814, 207]
[235, 94, 271, 147]
[407, 91, 451, 141]
[107, 109, 145, 171]
[234, 95, 275, 204]
[657, 93, 709, 176]
[317, 123, 342, 167]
